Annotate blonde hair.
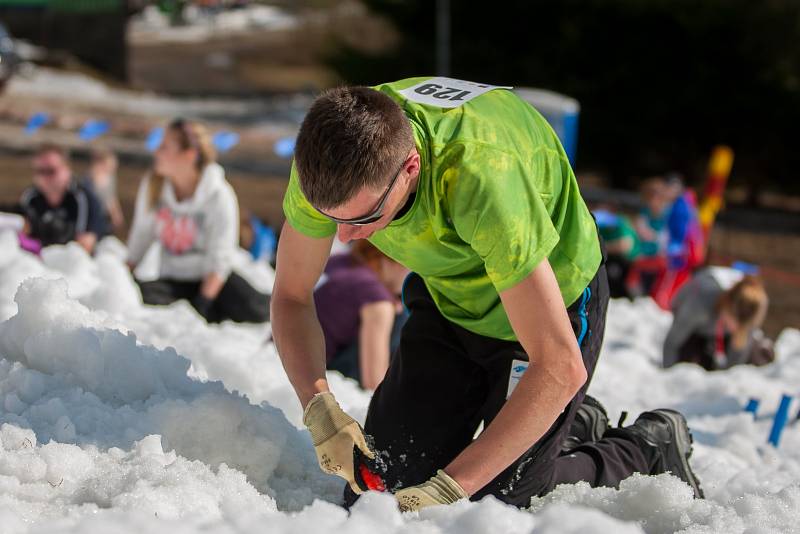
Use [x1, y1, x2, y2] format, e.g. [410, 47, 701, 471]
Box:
[147, 118, 217, 209]
[718, 275, 769, 331]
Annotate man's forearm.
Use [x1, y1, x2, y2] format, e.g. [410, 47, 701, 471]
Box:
[444, 343, 585, 495]
[271, 293, 330, 408]
[444, 258, 588, 496]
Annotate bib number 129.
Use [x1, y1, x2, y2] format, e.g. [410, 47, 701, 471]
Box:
[413, 83, 470, 102]
[398, 77, 513, 109]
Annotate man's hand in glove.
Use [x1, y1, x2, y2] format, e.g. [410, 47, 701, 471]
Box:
[395, 470, 469, 512]
[303, 392, 375, 494]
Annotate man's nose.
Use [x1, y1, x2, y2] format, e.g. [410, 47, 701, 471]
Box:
[337, 224, 369, 243]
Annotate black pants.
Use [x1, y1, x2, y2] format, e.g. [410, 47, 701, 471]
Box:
[605, 253, 633, 300]
[346, 263, 649, 507]
[137, 272, 270, 323]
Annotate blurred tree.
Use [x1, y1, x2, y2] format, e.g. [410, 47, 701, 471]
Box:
[327, 0, 800, 198]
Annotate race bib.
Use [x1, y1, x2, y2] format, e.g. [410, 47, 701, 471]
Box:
[399, 77, 512, 109]
[506, 359, 529, 399]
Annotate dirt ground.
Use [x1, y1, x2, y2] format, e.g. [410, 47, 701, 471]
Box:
[2, 151, 797, 339]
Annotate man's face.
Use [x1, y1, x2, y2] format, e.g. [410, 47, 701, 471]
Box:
[323, 150, 420, 243]
[33, 151, 71, 204]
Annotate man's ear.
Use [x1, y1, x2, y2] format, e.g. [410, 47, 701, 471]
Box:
[406, 150, 421, 178]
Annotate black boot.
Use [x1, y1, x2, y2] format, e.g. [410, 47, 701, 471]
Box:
[562, 395, 610, 453]
[608, 409, 704, 499]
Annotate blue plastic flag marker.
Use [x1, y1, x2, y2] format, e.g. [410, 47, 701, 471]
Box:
[24, 112, 50, 135]
[273, 136, 296, 159]
[592, 209, 619, 229]
[732, 261, 759, 276]
[79, 119, 110, 142]
[212, 131, 240, 153]
[145, 127, 164, 152]
[767, 395, 793, 447]
[744, 398, 760, 419]
[249, 216, 277, 263]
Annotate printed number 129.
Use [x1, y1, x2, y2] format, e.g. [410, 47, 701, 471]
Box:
[414, 83, 470, 101]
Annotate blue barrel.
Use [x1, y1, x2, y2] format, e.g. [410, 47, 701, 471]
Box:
[513, 88, 580, 167]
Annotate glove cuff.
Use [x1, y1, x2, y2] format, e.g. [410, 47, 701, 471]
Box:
[431, 470, 469, 503]
[302, 392, 355, 445]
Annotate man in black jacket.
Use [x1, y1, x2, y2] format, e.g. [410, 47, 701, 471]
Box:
[19, 144, 107, 254]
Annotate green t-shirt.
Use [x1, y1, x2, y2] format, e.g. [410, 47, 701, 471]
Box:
[283, 77, 601, 341]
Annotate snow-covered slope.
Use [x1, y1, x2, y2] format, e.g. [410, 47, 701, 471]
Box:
[0, 231, 798, 533]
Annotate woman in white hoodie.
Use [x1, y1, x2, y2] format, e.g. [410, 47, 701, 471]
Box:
[127, 118, 269, 323]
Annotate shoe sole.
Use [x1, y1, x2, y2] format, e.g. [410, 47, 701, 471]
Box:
[651, 409, 705, 499]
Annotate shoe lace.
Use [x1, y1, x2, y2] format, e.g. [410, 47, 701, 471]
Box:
[617, 411, 629, 428]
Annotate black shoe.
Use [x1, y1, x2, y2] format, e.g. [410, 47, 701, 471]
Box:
[562, 395, 610, 453]
[622, 409, 704, 499]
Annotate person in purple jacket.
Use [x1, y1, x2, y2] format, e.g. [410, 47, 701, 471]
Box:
[314, 240, 409, 390]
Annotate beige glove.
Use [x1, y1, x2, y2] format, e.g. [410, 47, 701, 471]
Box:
[303, 392, 375, 494]
[395, 470, 469, 512]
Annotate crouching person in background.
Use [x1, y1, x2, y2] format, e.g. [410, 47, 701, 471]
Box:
[126, 118, 269, 323]
[663, 268, 772, 370]
[314, 240, 409, 390]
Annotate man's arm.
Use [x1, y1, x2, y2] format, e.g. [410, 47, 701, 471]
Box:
[443, 258, 587, 495]
[271, 221, 334, 408]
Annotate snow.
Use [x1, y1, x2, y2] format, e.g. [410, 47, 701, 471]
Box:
[6, 65, 310, 128]
[0, 231, 799, 533]
[128, 5, 298, 45]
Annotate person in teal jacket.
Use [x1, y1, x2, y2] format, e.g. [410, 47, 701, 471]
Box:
[272, 78, 703, 511]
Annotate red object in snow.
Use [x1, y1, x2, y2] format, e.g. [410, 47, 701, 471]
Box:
[358, 462, 386, 492]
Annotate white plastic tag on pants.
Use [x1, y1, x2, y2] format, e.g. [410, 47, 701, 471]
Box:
[506, 359, 529, 399]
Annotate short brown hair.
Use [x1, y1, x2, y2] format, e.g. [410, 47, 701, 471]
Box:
[640, 176, 666, 201]
[90, 147, 118, 166]
[294, 86, 414, 210]
[36, 142, 70, 162]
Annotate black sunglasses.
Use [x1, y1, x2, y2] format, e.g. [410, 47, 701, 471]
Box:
[33, 166, 58, 177]
[316, 159, 406, 226]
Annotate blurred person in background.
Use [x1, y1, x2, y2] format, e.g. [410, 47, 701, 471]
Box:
[593, 207, 640, 299]
[239, 209, 277, 265]
[314, 239, 409, 390]
[631, 177, 670, 295]
[19, 143, 107, 254]
[663, 269, 773, 371]
[126, 118, 269, 323]
[650, 174, 705, 309]
[82, 148, 125, 234]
